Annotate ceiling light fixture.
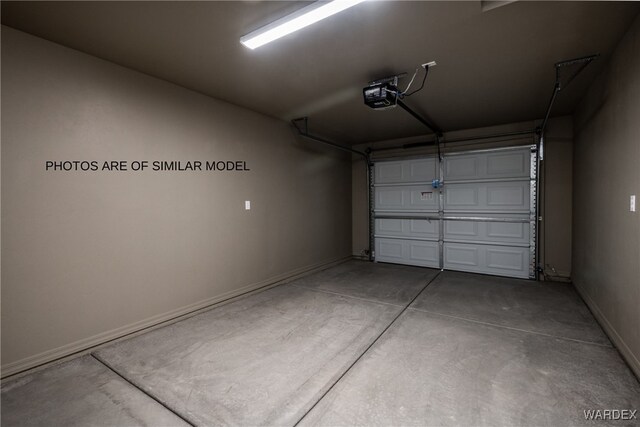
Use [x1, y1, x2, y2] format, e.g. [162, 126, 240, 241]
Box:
[240, 0, 367, 50]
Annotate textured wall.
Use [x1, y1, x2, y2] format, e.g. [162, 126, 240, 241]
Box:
[572, 15, 640, 377]
[1, 27, 352, 376]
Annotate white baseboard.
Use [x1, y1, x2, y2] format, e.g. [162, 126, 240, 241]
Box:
[573, 282, 640, 380]
[1, 256, 351, 380]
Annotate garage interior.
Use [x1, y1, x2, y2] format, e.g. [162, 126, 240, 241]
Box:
[1, 1, 639, 426]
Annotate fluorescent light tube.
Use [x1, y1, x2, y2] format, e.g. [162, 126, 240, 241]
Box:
[240, 0, 367, 50]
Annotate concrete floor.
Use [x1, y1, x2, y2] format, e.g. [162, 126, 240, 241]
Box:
[2, 260, 639, 426]
[0, 355, 189, 427]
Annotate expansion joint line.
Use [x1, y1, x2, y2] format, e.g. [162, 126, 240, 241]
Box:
[293, 270, 442, 426]
[91, 354, 197, 427]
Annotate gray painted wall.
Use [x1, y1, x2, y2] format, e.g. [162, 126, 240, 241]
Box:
[541, 117, 573, 279]
[573, 16, 640, 378]
[1, 27, 352, 376]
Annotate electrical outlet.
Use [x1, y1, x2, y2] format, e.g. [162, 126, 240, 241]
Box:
[245, 200, 251, 210]
[631, 195, 636, 212]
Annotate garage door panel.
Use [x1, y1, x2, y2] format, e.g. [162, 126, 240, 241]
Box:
[409, 242, 439, 265]
[376, 218, 404, 234]
[486, 221, 528, 240]
[377, 188, 404, 207]
[445, 187, 478, 206]
[373, 146, 536, 279]
[487, 152, 528, 176]
[445, 156, 478, 179]
[409, 160, 436, 181]
[376, 238, 439, 268]
[444, 244, 479, 267]
[375, 186, 438, 211]
[445, 149, 530, 181]
[444, 220, 478, 237]
[375, 159, 436, 184]
[444, 220, 529, 248]
[487, 185, 525, 207]
[375, 218, 439, 239]
[410, 189, 437, 206]
[377, 239, 404, 259]
[486, 247, 527, 272]
[444, 243, 530, 278]
[444, 181, 529, 212]
[409, 219, 438, 236]
[376, 162, 403, 183]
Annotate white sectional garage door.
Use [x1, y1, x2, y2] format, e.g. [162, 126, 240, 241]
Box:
[374, 157, 440, 268]
[374, 145, 537, 279]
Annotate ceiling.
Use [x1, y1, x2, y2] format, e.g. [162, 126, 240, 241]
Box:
[2, 1, 639, 145]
